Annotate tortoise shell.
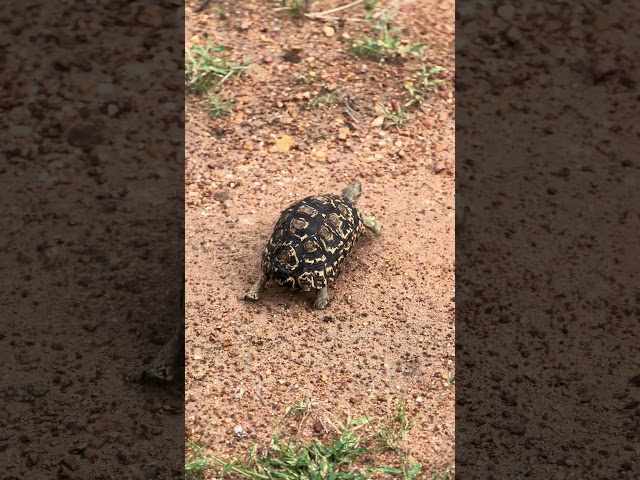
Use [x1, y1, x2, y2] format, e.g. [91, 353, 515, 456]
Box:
[261, 194, 365, 291]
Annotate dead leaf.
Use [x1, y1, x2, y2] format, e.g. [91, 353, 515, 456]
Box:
[275, 135, 294, 152]
[371, 116, 385, 127]
[338, 127, 350, 140]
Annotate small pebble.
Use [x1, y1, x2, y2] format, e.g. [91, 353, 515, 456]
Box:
[233, 425, 247, 438]
[96, 83, 114, 96]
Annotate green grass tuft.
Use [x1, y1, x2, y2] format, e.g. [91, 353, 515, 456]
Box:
[185, 398, 436, 479]
[404, 64, 444, 108]
[377, 104, 409, 129]
[185, 43, 248, 94]
[350, 20, 422, 62]
[277, 0, 312, 17]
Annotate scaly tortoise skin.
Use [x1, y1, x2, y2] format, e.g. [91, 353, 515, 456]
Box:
[245, 181, 381, 309]
[141, 284, 185, 384]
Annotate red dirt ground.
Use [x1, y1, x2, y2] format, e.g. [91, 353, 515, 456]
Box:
[185, 0, 454, 476]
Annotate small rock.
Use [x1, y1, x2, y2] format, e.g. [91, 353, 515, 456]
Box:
[116, 451, 131, 465]
[505, 25, 521, 43]
[9, 125, 33, 137]
[61, 457, 81, 472]
[83, 447, 99, 460]
[496, 4, 515, 21]
[313, 421, 324, 433]
[592, 12, 616, 32]
[508, 424, 526, 435]
[233, 425, 247, 438]
[89, 145, 113, 165]
[28, 452, 39, 466]
[82, 322, 98, 332]
[213, 190, 229, 202]
[623, 67, 640, 85]
[106, 104, 119, 116]
[323, 26, 335, 37]
[124, 280, 142, 294]
[263, 55, 274, 64]
[434, 162, 447, 174]
[69, 440, 88, 454]
[137, 6, 164, 28]
[96, 83, 114, 96]
[592, 56, 617, 81]
[67, 123, 103, 150]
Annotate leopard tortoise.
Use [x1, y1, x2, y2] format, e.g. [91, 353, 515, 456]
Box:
[141, 283, 185, 383]
[244, 181, 381, 309]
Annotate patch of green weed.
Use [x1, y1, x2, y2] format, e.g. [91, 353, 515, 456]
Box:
[185, 44, 247, 94]
[309, 88, 338, 109]
[186, 397, 427, 479]
[350, 20, 422, 62]
[377, 103, 409, 129]
[277, 0, 312, 16]
[404, 64, 444, 108]
[206, 92, 234, 118]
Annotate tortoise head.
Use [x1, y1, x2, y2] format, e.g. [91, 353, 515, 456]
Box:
[271, 268, 296, 288]
[341, 181, 362, 204]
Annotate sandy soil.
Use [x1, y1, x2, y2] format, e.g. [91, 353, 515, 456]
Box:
[185, 0, 455, 475]
[456, 1, 639, 478]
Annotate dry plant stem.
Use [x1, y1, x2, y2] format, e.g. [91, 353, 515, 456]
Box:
[305, 15, 369, 22]
[304, 0, 364, 18]
[253, 386, 267, 406]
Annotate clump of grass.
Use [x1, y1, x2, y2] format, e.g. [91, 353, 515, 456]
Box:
[185, 437, 214, 480]
[277, 0, 312, 16]
[364, 0, 379, 10]
[206, 92, 234, 118]
[404, 64, 444, 108]
[284, 398, 315, 418]
[185, 43, 247, 94]
[444, 369, 455, 389]
[350, 20, 422, 62]
[212, 417, 419, 479]
[294, 71, 319, 84]
[377, 398, 412, 452]
[187, 398, 426, 479]
[309, 87, 338, 109]
[433, 467, 455, 479]
[377, 103, 409, 129]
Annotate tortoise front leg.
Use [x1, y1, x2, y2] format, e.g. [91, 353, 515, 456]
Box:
[360, 211, 382, 236]
[245, 273, 268, 301]
[142, 320, 185, 383]
[314, 286, 331, 310]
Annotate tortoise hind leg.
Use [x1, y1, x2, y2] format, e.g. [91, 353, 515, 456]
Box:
[314, 286, 331, 310]
[360, 211, 382, 236]
[245, 273, 268, 301]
